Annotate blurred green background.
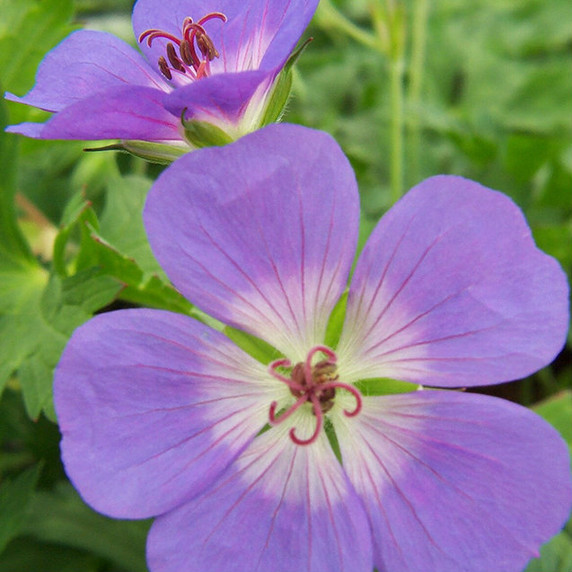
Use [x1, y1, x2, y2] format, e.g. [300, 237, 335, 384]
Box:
[0, 0, 571, 570]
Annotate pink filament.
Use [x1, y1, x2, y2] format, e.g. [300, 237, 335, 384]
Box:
[138, 12, 226, 80]
[267, 347, 363, 446]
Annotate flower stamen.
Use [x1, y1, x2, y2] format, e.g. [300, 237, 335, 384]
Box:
[268, 346, 363, 446]
[138, 12, 227, 81]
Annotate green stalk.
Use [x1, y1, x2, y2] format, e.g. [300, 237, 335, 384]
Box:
[316, 0, 379, 50]
[408, 0, 430, 185]
[389, 54, 405, 203]
[372, 0, 406, 203]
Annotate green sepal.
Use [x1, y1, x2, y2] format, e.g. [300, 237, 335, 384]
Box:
[84, 141, 188, 165]
[260, 37, 313, 127]
[224, 326, 280, 364]
[181, 116, 234, 149]
[354, 377, 418, 396]
[324, 291, 348, 349]
[259, 68, 293, 127]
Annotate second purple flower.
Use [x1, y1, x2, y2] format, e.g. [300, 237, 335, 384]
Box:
[6, 0, 318, 160]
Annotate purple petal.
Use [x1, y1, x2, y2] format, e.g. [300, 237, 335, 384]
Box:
[217, 0, 320, 73]
[144, 124, 359, 361]
[54, 308, 280, 519]
[132, 0, 318, 76]
[5, 30, 168, 113]
[147, 428, 372, 572]
[334, 390, 572, 572]
[9, 85, 182, 141]
[164, 69, 272, 128]
[338, 176, 569, 386]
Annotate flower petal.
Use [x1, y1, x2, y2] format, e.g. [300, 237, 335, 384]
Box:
[337, 176, 569, 386]
[164, 69, 272, 133]
[218, 0, 319, 73]
[144, 124, 359, 361]
[334, 390, 572, 572]
[5, 30, 168, 113]
[8, 85, 182, 141]
[132, 0, 318, 75]
[147, 424, 373, 572]
[54, 308, 280, 519]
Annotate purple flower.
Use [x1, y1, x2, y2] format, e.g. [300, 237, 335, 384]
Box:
[55, 124, 571, 572]
[5, 0, 318, 159]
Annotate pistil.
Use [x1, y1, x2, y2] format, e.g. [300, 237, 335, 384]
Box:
[139, 12, 227, 81]
[268, 346, 362, 446]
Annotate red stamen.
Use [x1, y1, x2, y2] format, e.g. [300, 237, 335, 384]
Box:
[318, 381, 362, 417]
[268, 358, 304, 392]
[289, 394, 324, 445]
[195, 60, 208, 79]
[138, 12, 226, 81]
[197, 12, 227, 26]
[139, 29, 182, 47]
[268, 346, 363, 446]
[268, 395, 309, 425]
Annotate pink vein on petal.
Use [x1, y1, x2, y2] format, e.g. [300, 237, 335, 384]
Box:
[362, 290, 465, 355]
[358, 230, 445, 347]
[361, 436, 445, 553]
[317, 463, 345, 570]
[257, 446, 298, 570]
[175, 214, 294, 335]
[200, 440, 289, 548]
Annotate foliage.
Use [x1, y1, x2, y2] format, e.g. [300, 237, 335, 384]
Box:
[0, 0, 570, 569]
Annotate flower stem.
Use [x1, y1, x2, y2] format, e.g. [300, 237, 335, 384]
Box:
[408, 0, 430, 186]
[372, 0, 406, 203]
[389, 54, 405, 203]
[315, 0, 379, 51]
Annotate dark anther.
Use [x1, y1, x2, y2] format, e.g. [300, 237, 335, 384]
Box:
[195, 30, 219, 61]
[158, 56, 172, 80]
[139, 12, 226, 82]
[166, 43, 186, 72]
[179, 40, 194, 66]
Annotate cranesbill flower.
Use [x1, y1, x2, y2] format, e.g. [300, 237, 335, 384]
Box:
[5, 0, 318, 161]
[55, 124, 571, 572]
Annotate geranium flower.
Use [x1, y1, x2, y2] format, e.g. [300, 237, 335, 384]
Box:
[55, 124, 571, 572]
[5, 0, 318, 160]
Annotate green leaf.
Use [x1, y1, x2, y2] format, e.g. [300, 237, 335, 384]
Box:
[0, 97, 34, 266]
[533, 390, 572, 462]
[0, 464, 41, 553]
[22, 483, 150, 572]
[0, 0, 76, 97]
[99, 175, 162, 275]
[524, 529, 572, 572]
[52, 195, 99, 277]
[82, 231, 193, 315]
[0, 264, 121, 420]
[0, 539, 100, 572]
